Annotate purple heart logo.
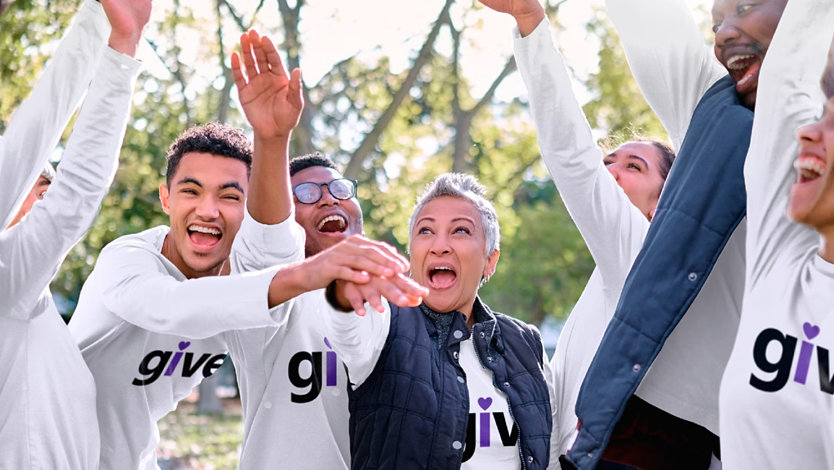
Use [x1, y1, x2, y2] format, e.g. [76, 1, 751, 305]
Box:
[178, 341, 191, 351]
[803, 322, 821, 340]
[478, 397, 492, 410]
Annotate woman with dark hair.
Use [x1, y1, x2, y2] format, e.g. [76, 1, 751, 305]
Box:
[479, 0, 684, 466]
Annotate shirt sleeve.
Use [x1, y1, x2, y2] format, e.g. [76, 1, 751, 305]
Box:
[317, 295, 390, 388]
[92, 241, 294, 338]
[605, 0, 726, 149]
[514, 19, 648, 289]
[744, 0, 834, 281]
[0, 47, 141, 320]
[0, 0, 109, 228]
[230, 208, 305, 273]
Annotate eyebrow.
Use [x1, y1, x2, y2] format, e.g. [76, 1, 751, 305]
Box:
[175, 177, 244, 193]
[628, 154, 650, 168]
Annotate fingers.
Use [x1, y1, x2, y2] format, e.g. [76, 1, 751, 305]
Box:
[230, 52, 246, 91]
[342, 282, 369, 317]
[248, 30, 270, 76]
[239, 32, 257, 82]
[261, 35, 288, 79]
[289, 68, 304, 111]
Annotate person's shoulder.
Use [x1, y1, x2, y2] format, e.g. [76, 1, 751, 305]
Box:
[493, 310, 541, 340]
[99, 225, 169, 258]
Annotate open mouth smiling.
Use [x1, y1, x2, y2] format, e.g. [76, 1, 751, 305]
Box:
[316, 214, 348, 234]
[794, 155, 827, 184]
[187, 224, 222, 249]
[428, 265, 457, 289]
[725, 53, 762, 89]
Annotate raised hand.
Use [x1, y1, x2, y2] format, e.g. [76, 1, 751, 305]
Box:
[100, 0, 153, 57]
[477, 0, 544, 36]
[231, 30, 303, 140]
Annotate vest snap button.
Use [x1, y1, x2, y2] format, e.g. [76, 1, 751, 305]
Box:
[503, 381, 510, 388]
[453, 330, 463, 339]
[632, 363, 641, 372]
[452, 441, 463, 450]
[457, 376, 465, 383]
[688, 272, 698, 282]
[527, 455, 534, 463]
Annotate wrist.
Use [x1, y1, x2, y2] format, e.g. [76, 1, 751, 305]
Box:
[515, 5, 545, 37]
[325, 281, 353, 313]
[108, 32, 142, 58]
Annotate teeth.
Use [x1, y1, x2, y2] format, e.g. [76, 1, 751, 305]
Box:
[727, 54, 755, 70]
[317, 215, 346, 230]
[433, 267, 452, 271]
[188, 225, 220, 235]
[794, 158, 826, 179]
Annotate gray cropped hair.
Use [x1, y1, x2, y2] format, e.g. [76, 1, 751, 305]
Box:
[408, 173, 500, 256]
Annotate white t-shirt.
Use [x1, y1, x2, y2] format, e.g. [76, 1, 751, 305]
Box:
[0, 3, 139, 467]
[227, 213, 350, 469]
[459, 338, 521, 470]
[69, 223, 298, 470]
[719, 1, 834, 467]
[602, 0, 747, 434]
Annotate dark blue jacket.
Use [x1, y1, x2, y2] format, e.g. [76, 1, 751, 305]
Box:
[347, 299, 551, 470]
[567, 75, 753, 469]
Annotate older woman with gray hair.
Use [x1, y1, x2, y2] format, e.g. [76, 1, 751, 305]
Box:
[321, 172, 551, 470]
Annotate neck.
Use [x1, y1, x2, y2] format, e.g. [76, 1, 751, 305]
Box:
[820, 229, 834, 264]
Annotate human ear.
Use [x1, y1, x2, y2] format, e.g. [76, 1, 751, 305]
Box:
[159, 184, 171, 215]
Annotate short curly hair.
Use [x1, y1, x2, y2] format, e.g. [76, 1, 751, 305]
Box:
[289, 152, 339, 176]
[165, 122, 252, 185]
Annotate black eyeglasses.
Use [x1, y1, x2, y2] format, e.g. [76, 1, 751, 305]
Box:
[292, 178, 358, 204]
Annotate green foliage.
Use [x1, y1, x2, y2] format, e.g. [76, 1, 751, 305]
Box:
[0, 0, 76, 133]
[4, 0, 669, 325]
[582, 9, 668, 143]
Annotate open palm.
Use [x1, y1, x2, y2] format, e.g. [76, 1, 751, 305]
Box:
[232, 30, 303, 139]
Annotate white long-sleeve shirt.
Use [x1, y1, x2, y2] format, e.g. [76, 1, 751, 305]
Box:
[0, 3, 140, 466]
[226, 212, 353, 469]
[604, 0, 747, 435]
[0, 0, 109, 229]
[719, 2, 834, 467]
[69, 217, 301, 470]
[512, 19, 648, 465]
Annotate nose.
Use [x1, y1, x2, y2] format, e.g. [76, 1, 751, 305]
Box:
[796, 121, 822, 145]
[195, 195, 220, 219]
[430, 232, 451, 256]
[316, 183, 339, 207]
[714, 18, 740, 47]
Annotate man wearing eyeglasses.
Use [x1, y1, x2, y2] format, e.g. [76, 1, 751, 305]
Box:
[225, 151, 387, 469]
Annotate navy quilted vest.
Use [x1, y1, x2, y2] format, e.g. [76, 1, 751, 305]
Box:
[568, 75, 753, 469]
[347, 299, 551, 469]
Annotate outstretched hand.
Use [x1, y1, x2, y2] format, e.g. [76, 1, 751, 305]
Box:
[300, 235, 427, 316]
[231, 30, 303, 140]
[100, 0, 152, 57]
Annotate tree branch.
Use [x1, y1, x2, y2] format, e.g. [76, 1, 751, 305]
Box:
[342, 0, 456, 179]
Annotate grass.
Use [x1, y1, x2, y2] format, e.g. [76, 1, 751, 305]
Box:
[156, 395, 243, 470]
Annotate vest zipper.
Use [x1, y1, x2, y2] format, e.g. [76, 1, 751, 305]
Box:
[471, 329, 527, 470]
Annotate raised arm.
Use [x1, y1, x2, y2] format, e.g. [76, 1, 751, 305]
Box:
[229, 30, 307, 273]
[0, 0, 149, 319]
[479, 0, 649, 286]
[605, 0, 724, 149]
[0, 0, 110, 228]
[744, 0, 834, 278]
